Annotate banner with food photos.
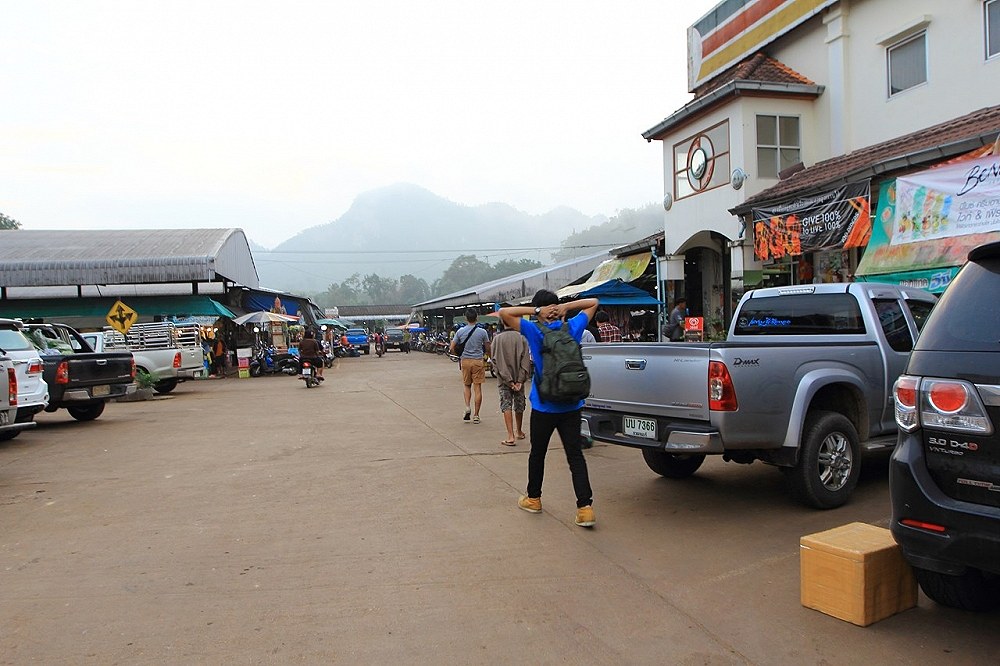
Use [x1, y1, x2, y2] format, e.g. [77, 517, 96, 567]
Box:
[751, 182, 871, 261]
[891, 155, 1000, 245]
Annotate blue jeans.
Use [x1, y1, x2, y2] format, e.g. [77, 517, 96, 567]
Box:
[527, 408, 593, 508]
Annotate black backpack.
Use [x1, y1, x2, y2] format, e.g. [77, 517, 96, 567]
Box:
[534, 322, 591, 404]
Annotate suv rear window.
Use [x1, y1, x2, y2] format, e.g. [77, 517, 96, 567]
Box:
[914, 255, 1000, 352]
[733, 293, 866, 335]
[0, 328, 35, 352]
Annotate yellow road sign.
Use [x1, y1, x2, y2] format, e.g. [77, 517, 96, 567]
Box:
[106, 300, 138, 335]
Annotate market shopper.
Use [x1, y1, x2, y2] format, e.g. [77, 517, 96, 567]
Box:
[450, 309, 491, 423]
[298, 329, 325, 381]
[491, 324, 531, 446]
[498, 290, 599, 528]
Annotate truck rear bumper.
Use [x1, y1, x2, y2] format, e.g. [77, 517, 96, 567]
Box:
[581, 409, 724, 454]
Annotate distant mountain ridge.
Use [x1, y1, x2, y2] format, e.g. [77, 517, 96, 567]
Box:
[252, 183, 609, 294]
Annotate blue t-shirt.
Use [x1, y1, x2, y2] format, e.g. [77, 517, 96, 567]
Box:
[520, 312, 588, 413]
[455, 324, 490, 359]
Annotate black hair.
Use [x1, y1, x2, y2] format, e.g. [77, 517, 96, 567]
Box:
[531, 289, 559, 308]
[595, 310, 610, 323]
[304, 329, 315, 338]
[465, 308, 478, 322]
[674, 297, 687, 306]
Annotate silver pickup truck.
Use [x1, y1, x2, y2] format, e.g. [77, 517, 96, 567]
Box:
[0, 354, 38, 440]
[581, 283, 937, 508]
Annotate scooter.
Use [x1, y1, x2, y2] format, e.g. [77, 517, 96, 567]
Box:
[249, 346, 299, 377]
[298, 360, 320, 388]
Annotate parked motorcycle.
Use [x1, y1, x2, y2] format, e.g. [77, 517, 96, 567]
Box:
[249, 346, 299, 377]
[298, 360, 320, 388]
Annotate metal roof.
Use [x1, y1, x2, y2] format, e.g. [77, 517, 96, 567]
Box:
[0, 228, 259, 289]
[413, 251, 610, 311]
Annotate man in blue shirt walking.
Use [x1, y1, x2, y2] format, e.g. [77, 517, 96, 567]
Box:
[498, 290, 599, 527]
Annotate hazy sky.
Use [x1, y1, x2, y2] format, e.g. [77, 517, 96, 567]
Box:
[2, 1, 719, 248]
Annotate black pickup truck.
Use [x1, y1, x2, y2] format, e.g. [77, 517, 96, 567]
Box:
[23, 323, 135, 421]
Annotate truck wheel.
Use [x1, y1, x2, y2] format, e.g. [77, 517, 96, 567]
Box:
[154, 379, 178, 394]
[785, 410, 860, 509]
[641, 449, 705, 478]
[0, 429, 20, 442]
[913, 566, 1000, 611]
[68, 402, 106, 422]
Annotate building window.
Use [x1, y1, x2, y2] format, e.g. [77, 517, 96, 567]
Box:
[756, 115, 800, 179]
[887, 32, 927, 96]
[672, 120, 730, 200]
[988, 0, 1000, 59]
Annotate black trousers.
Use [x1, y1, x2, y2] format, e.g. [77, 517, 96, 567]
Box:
[527, 408, 593, 508]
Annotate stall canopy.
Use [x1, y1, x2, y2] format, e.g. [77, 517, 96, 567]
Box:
[555, 252, 652, 299]
[0, 295, 234, 320]
[856, 152, 1000, 292]
[557, 279, 661, 306]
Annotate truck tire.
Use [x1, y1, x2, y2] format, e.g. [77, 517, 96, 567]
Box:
[913, 566, 1000, 611]
[0, 429, 20, 442]
[641, 449, 705, 478]
[154, 379, 178, 394]
[68, 402, 106, 422]
[785, 410, 860, 509]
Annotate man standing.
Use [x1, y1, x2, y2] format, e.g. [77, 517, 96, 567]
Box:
[492, 324, 531, 446]
[595, 311, 622, 342]
[498, 290, 599, 528]
[450, 309, 491, 424]
[665, 297, 687, 341]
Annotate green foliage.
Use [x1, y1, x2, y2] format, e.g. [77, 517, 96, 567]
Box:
[0, 213, 21, 230]
[430, 255, 542, 297]
[134, 369, 157, 389]
[552, 202, 662, 262]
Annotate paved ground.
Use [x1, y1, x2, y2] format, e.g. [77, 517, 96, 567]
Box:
[1, 349, 998, 664]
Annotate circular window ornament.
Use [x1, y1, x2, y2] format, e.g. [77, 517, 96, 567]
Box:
[686, 134, 715, 192]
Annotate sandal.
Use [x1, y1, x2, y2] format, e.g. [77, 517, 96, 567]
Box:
[472, 415, 480, 424]
[516, 432, 526, 440]
[500, 439, 516, 446]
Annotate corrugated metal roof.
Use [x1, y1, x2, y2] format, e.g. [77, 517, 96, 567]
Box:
[0, 228, 259, 288]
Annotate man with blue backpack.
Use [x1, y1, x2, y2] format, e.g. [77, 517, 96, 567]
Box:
[498, 290, 599, 528]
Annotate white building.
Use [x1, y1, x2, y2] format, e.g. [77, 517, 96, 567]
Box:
[644, 0, 1000, 322]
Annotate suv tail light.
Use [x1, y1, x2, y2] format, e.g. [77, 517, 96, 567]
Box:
[7, 368, 16, 406]
[27, 360, 44, 375]
[709, 361, 738, 411]
[173, 352, 182, 368]
[894, 376, 992, 434]
[55, 360, 70, 384]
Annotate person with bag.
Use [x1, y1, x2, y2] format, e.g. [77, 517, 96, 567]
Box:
[664, 297, 687, 342]
[450, 309, 491, 423]
[498, 290, 599, 528]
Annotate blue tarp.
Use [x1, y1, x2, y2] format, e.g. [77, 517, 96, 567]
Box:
[574, 279, 661, 306]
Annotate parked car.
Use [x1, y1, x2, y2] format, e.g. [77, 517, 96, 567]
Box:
[345, 328, 370, 355]
[581, 282, 937, 508]
[86, 322, 202, 394]
[384, 327, 405, 350]
[0, 354, 37, 440]
[891, 241, 1000, 611]
[0, 319, 49, 439]
[23, 323, 135, 421]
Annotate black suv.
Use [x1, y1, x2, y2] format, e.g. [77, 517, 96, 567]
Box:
[891, 241, 1000, 611]
[384, 327, 405, 351]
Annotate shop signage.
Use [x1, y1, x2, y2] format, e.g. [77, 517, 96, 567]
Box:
[892, 155, 1000, 245]
[751, 182, 871, 261]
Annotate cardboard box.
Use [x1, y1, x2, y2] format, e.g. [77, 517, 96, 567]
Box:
[800, 522, 917, 626]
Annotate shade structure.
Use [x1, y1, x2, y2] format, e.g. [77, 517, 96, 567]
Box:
[558, 279, 661, 306]
[230, 311, 300, 326]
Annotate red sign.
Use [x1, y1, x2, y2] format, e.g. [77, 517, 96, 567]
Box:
[684, 317, 704, 332]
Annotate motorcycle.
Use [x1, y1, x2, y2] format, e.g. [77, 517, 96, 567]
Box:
[249, 346, 299, 377]
[299, 360, 320, 388]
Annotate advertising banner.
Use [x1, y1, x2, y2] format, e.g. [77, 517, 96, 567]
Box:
[856, 177, 1000, 293]
[752, 182, 871, 261]
[892, 155, 1000, 245]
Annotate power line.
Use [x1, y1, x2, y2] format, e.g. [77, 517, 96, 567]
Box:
[252, 243, 619, 255]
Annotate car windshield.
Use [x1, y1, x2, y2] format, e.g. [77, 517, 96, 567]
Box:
[915, 255, 1000, 352]
[0, 328, 36, 352]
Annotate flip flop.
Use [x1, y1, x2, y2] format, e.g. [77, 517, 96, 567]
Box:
[516, 433, 526, 440]
[500, 439, 516, 446]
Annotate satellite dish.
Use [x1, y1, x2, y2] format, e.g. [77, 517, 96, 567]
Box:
[731, 168, 748, 191]
[662, 192, 673, 211]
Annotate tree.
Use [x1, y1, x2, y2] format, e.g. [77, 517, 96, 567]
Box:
[0, 213, 21, 230]
[315, 273, 367, 308]
[432, 255, 495, 296]
[491, 258, 542, 280]
[362, 273, 398, 304]
[398, 274, 430, 304]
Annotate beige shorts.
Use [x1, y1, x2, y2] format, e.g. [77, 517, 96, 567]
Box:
[461, 358, 485, 385]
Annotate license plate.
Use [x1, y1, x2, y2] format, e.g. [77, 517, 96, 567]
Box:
[623, 415, 657, 440]
[92, 385, 110, 397]
[302, 367, 312, 376]
[0, 411, 8, 425]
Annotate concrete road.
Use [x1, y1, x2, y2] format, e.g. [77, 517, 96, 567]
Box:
[2, 350, 997, 664]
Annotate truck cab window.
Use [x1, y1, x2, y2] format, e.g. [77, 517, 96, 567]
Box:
[872, 299, 912, 353]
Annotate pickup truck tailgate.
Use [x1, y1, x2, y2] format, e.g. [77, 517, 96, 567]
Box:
[584, 343, 712, 420]
[64, 353, 134, 385]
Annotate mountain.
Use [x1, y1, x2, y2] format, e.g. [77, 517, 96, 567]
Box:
[252, 183, 607, 294]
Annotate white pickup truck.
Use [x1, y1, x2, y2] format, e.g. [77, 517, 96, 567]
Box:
[581, 282, 937, 508]
[83, 322, 204, 394]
